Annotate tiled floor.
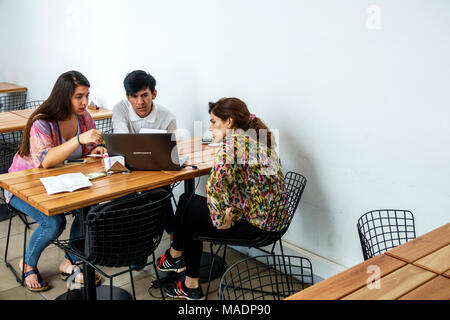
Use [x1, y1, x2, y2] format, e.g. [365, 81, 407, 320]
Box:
[0, 211, 250, 300]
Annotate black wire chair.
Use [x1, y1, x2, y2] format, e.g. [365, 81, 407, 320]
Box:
[94, 118, 113, 134]
[3, 202, 38, 284]
[219, 254, 313, 300]
[52, 189, 172, 300]
[0, 131, 21, 174]
[23, 100, 45, 109]
[193, 171, 307, 299]
[357, 209, 416, 260]
[0, 93, 27, 112]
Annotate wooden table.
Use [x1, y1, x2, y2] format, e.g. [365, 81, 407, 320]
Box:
[0, 137, 218, 216]
[0, 137, 219, 299]
[0, 107, 113, 134]
[0, 112, 28, 133]
[0, 82, 27, 94]
[286, 223, 450, 300]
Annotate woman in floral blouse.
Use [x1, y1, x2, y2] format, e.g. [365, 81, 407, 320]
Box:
[4, 71, 106, 292]
[157, 97, 286, 300]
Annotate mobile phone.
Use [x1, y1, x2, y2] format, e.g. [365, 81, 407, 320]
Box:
[64, 159, 87, 164]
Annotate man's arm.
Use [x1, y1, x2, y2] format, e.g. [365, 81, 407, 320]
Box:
[112, 101, 131, 133]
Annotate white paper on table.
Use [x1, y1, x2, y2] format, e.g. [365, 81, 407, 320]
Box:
[40, 172, 93, 195]
[139, 128, 168, 134]
[103, 155, 126, 172]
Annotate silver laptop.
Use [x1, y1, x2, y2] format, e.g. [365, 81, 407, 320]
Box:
[103, 133, 188, 171]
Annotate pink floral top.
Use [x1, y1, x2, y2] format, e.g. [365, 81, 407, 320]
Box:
[4, 110, 97, 203]
[206, 133, 287, 231]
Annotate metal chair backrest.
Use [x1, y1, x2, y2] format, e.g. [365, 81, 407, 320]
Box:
[0, 93, 27, 112]
[357, 209, 416, 260]
[84, 189, 171, 267]
[23, 100, 45, 109]
[95, 118, 113, 134]
[219, 254, 314, 300]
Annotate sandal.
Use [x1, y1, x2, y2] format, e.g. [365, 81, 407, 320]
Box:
[60, 265, 101, 286]
[23, 269, 50, 292]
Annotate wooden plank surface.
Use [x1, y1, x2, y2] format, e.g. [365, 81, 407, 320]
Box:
[413, 244, 450, 275]
[443, 269, 450, 279]
[0, 82, 27, 94]
[385, 223, 450, 263]
[342, 264, 436, 300]
[10, 108, 36, 119]
[1, 107, 112, 134]
[86, 107, 113, 120]
[0, 158, 176, 216]
[398, 276, 450, 300]
[0, 112, 27, 133]
[285, 254, 406, 300]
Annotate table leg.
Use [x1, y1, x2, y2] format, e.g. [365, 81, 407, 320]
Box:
[184, 178, 195, 194]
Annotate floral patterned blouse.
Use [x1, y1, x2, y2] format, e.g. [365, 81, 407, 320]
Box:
[4, 110, 97, 203]
[206, 133, 287, 231]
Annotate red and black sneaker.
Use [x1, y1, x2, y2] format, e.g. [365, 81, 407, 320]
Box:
[164, 280, 205, 300]
[157, 248, 186, 273]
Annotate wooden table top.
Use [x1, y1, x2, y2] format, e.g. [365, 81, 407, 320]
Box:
[0, 137, 220, 216]
[0, 107, 112, 134]
[286, 222, 450, 300]
[0, 112, 28, 133]
[0, 82, 27, 94]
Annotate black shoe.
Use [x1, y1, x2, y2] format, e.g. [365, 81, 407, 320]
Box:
[164, 280, 205, 300]
[157, 249, 186, 273]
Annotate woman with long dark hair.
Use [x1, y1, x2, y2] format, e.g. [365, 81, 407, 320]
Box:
[4, 70, 106, 292]
[157, 97, 286, 300]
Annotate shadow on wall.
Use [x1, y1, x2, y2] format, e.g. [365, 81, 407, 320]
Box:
[279, 130, 337, 256]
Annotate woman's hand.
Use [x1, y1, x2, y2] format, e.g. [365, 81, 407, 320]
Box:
[89, 146, 108, 155]
[217, 207, 233, 230]
[78, 129, 103, 145]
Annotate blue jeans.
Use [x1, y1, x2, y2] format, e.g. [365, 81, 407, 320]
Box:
[9, 196, 81, 268]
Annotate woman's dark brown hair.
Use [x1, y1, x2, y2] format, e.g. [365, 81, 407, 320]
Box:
[208, 97, 275, 149]
[18, 71, 90, 157]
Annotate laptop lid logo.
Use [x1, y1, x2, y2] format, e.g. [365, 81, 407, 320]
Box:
[133, 152, 152, 155]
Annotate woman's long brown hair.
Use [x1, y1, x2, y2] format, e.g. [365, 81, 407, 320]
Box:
[18, 71, 90, 157]
[208, 97, 275, 149]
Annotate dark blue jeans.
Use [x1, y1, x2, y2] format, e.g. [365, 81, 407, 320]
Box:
[9, 196, 81, 268]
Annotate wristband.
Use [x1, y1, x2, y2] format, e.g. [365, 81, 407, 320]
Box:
[77, 134, 82, 146]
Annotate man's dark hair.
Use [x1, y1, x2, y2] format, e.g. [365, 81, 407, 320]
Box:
[123, 70, 156, 95]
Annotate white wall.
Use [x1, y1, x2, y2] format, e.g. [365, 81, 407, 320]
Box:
[1, 0, 449, 278]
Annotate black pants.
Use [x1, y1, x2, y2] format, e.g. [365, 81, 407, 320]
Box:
[172, 193, 264, 278]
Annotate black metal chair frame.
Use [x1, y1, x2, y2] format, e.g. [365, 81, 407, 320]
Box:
[218, 254, 314, 300]
[2, 201, 74, 286]
[357, 209, 416, 260]
[0, 93, 27, 112]
[52, 191, 172, 300]
[3, 202, 38, 285]
[0, 131, 22, 174]
[94, 118, 113, 134]
[23, 100, 45, 109]
[194, 171, 307, 299]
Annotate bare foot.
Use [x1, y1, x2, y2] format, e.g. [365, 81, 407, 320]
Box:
[59, 258, 83, 282]
[19, 259, 44, 289]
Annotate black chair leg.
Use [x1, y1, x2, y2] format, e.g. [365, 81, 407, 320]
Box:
[128, 267, 136, 300]
[152, 257, 165, 300]
[4, 209, 13, 266]
[204, 243, 227, 300]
